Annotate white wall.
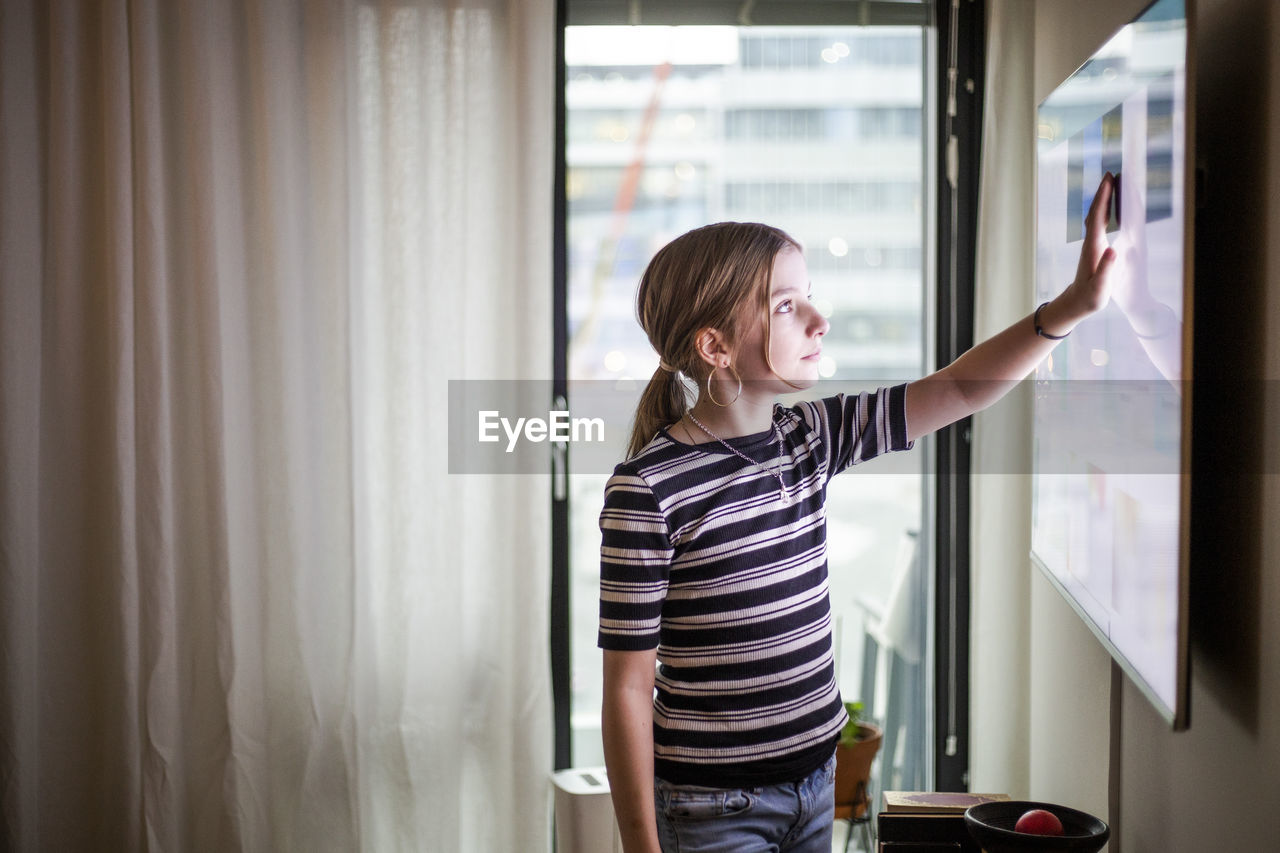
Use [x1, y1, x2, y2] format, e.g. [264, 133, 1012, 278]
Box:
[998, 1, 1280, 850]
[967, 0, 1036, 801]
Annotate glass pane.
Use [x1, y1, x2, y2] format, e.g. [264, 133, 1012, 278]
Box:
[565, 24, 931, 799]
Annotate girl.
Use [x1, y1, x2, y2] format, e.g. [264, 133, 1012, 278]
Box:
[599, 175, 1116, 853]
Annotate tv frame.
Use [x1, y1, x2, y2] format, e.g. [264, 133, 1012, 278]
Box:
[1030, 0, 1195, 730]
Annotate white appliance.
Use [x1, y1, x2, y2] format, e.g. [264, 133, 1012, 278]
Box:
[551, 766, 622, 853]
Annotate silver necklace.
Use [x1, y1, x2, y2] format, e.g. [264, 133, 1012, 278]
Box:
[686, 410, 792, 505]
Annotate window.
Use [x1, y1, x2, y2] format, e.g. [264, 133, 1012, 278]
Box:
[555, 10, 945, 801]
[739, 31, 920, 70]
[724, 107, 921, 142]
[723, 180, 920, 216]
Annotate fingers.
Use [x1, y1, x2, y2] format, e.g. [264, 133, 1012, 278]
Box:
[1096, 247, 1117, 279]
[1085, 172, 1115, 235]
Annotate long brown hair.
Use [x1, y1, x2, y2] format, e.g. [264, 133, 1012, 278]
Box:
[626, 222, 801, 459]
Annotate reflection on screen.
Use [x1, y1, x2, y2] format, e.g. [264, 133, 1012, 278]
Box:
[1032, 0, 1186, 719]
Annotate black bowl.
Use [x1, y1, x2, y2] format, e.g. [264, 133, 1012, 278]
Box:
[964, 800, 1110, 853]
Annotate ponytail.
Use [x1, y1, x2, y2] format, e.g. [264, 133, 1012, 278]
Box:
[627, 366, 689, 459]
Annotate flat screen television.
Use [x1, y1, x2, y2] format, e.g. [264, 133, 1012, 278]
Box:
[1031, 0, 1193, 729]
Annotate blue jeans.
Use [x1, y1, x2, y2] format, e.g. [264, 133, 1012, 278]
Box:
[653, 752, 837, 853]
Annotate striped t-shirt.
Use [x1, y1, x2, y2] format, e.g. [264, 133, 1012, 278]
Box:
[598, 386, 913, 787]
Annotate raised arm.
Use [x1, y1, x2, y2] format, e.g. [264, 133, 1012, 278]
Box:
[602, 648, 661, 853]
[905, 173, 1118, 442]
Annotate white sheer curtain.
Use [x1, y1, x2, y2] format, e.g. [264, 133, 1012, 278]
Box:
[968, 0, 1035, 797]
[0, 0, 553, 850]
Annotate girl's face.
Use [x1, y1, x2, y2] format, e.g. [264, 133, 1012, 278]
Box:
[734, 246, 829, 391]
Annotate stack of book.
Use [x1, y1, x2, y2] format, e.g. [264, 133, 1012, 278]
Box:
[877, 791, 1011, 852]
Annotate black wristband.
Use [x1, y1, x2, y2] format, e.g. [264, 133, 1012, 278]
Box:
[1034, 301, 1070, 340]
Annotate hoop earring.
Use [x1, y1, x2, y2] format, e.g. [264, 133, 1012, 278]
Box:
[705, 363, 742, 407]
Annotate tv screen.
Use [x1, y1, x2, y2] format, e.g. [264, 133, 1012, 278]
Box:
[1031, 0, 1192, 728]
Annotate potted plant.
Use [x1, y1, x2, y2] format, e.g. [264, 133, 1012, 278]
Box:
[833, 700, 883, 821]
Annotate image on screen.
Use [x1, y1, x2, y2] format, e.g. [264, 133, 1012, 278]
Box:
[1031, 0, 1188, 723]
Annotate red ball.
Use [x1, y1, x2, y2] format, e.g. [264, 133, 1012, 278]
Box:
[1014, 808, 1064, 836]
